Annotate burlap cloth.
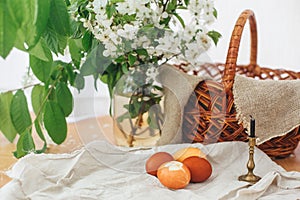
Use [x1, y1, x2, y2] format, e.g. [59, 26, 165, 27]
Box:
[233, 75, 300, 145]
[1, 141, 300, 199]
[157, 65, 300, 146]
[156, 64, 206, 145]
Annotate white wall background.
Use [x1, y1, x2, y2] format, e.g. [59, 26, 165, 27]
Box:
[0, 0, 299, 120]
[209, 0, 300, 70]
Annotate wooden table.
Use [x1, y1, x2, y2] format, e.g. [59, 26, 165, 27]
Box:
[1, 116, 299, 188]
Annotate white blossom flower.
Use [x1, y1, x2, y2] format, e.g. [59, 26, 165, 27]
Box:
[131, 36, 151, 50]
[92, 0, 107, 9]
[110, 32, 122, 46]
[185, 42, 205, 65]
[116, 1, 131, 15]
[161, 12, 169, 19]
[103, 41, 118, 57]
[188, 0, 205, 14]
[80, 18, 93, 31]
[117, 24, 138, 40]
[147, 47, 163, 57]
[182, 25, 197, 41]
[146, 66, 159, 83]
[202, 11, 216, 24]
[196, 32, 211, 50]
[74, 0, 218, 70]
[135, 5, 152, 20]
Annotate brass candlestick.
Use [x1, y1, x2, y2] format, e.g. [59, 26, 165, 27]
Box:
[238, 137, 261, 184]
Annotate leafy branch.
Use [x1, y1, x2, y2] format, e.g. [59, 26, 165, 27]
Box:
[0, 0, 221, 156]
[0, 0, 91, 158]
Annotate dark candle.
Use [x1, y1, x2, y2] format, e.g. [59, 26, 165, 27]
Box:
[250, 116, 255, 137]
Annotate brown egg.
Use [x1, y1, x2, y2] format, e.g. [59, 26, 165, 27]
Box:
[173, 147, 207, 162]
[145, 152, 174, 176]
[183, 156, 212, 183]
[157, 161, 191, 189]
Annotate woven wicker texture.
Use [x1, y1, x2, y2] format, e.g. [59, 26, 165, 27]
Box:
[181, 10, 300, 158]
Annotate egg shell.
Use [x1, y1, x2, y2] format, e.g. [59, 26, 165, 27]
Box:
[157, 161, 191, 189]
[182, 156, 212, 183]
[173, 147, 207, 162]
[145, 152, 174, 176]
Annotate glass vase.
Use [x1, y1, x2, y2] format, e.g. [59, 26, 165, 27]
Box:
[113, 70, 164, 147]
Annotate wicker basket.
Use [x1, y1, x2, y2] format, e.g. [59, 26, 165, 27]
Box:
[180, 10, 300, 158]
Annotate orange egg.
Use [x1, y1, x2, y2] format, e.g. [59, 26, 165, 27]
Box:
[173, 147, 207, 162]
[182, 156, 212, 183]
[145, 152, 174, 176]
[157, 161, 191, 189]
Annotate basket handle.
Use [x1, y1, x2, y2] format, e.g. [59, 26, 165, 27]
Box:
[222, 10, 258, 91]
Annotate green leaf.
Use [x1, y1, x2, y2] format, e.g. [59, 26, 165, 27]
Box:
[213, 8, 218, 19]
[70, 20, 80, 38]
[22, 130, 35, 152]
[81, 46, 101, 76]
[65, 0, 71, 6]
[7, 0, 51, 49]
[0, 0, 17, 58]
[65, 63, 76, 85]
[100, 73, 108, 83]
[177, 6, 187, 9]
[51, 61, 73, 83]
[0, 92, 18, 142]
[34, 119, 46, 142]
[81, 44, 112, 76]
[7, 0, 31, 49]
[31, 85, 45, 115]
[13, 131, 26, 158]
[55, 82, 73, 116]
[122, 14, 136, 23]
[93, 73, 99, 91]
[43, 21, 68, 55]
[74, 74, 85, 90]
[147, 105, 163, 130]
[30, 55, 53, 82]
[104, 64, 124, 100]
[208, 30, 222, 46]
[173, 13, 185, 28]
[116, 111, 130, 123]
[111, 0, 125, 3]
[184, 0, 190, 6]
[106, 4, 116, 19]
[128, 54, 137, 66]
[136, 49, 148, 57]
[32, 0, 51, 45]
[69, 38, 83, 64]
[49, 0, 70, 36]
[34, 120, 47, 154]
[82, 31, 92, 51]
[44, 101, 67, 144]
[121, 63, 129, 74]
[6, 0, 27, 27]
[13, 130, 35, 158]
[115, 56, 126, 63]
[166, 0, 177, 12]
[29, 39, 53, 62]
[10, 90, 32, 134]
[13, 29, 27, 51]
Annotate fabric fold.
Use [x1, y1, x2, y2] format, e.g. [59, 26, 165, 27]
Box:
[233, 75, 300, 144]
[1, 140, 300, 199]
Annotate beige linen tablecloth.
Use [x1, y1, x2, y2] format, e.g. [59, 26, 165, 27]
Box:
[1, 141, 300, 200]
